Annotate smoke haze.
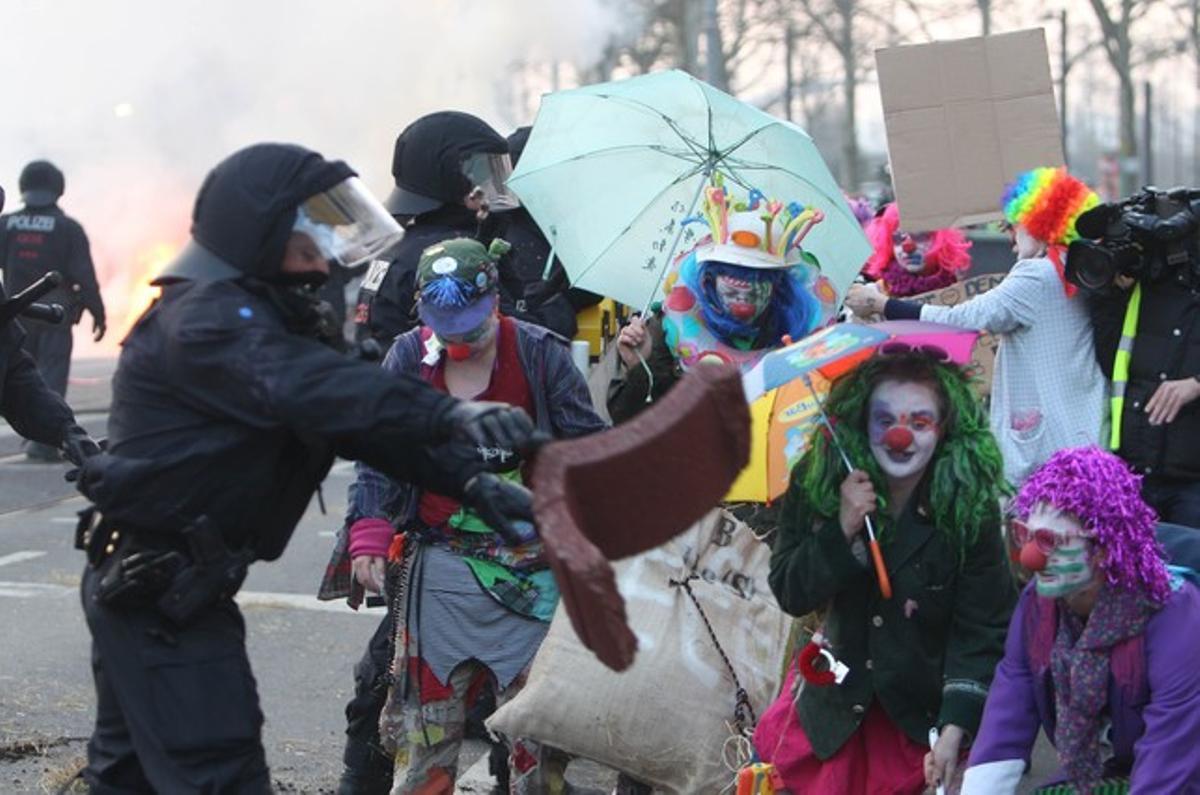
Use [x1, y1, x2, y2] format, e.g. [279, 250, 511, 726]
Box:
[1, 0, 618, 353]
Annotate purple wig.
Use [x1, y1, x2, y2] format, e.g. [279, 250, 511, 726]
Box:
[1014, 447, 1171, 604]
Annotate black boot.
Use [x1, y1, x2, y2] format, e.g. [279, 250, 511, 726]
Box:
[336, 737, 393, 795]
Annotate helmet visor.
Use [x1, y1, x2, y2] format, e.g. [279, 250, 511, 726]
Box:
[462, 152, 518, 212]
[295, 177, 404, 268]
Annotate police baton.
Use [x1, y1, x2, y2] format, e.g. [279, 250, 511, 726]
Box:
[0, 271, 67, 326]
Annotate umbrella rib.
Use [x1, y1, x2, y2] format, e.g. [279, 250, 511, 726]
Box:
[566, 173, 701, 291]
[590, 92, 712, 163]
[510, 143, 703, 184]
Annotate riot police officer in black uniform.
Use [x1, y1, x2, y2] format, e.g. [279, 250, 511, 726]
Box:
[75, 143, 539, 794]
[354, 111, 579, 345]
[0, 161, 106, 459]
[0, 184, 98, 465]
[355, 111, 513, 345]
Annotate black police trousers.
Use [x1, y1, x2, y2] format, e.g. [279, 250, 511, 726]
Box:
[338, 613, 394, 795]
[81, 560, 270, 794]
[23, 317, 72, 397]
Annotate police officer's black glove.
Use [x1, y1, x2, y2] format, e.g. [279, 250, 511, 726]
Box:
[61, 424, 102, 468]
[462, 472, 538, 546]
[91, 313, 107, 343]
[443, 400, 543, 452]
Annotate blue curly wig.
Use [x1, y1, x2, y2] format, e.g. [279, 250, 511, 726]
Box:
[688, 256, 820, 347]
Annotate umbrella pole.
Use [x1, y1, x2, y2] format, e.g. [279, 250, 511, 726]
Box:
[634, 173, 711, 401]
[803, 374, 893, 600]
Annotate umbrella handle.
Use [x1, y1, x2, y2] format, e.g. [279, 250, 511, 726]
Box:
[865, 517, 892, 600]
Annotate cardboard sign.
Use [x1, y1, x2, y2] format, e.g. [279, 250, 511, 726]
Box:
[907, 272, 1004, 397]
[876, 29, 1064, 231]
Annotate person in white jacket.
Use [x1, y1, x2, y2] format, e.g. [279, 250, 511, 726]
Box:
[847, 167, 1108, 487]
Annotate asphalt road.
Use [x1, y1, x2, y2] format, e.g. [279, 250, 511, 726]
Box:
[0, 357, 1058, 794]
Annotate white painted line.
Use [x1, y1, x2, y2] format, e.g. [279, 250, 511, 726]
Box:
[0, 580, 379, 617]
[318, 530, 337, 538]
[51, 517, 78, 524]
[236, 590, 379, 616]
[455, 754, 494, 792]
[0, 580, 72, 598]
[0, 550, 47, 568]
[330, 460, 356, 475]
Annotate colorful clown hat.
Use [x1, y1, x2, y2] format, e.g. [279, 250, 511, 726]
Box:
[1001, 167, 1099, 247]
[691, 176, 825, 270]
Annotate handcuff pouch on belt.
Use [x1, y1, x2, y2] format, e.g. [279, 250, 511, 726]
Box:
[78, 509, 251, 624]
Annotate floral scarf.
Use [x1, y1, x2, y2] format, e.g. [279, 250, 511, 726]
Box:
[1049, 587, 1151, 788]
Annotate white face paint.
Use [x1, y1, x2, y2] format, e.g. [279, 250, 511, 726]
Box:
[866, 379, 942, 482]
[1013, 224, 1046, 259]
[1024, 504, 1095, 598]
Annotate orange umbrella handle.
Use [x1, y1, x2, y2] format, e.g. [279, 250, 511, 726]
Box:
[868, 538, 892, 600]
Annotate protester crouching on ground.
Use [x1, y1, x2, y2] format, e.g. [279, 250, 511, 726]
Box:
[322, 237, 605, 794]
[755, 351, 1016, 794]
[847, 167, 1107, 486]
[962, 446, 1200, 793]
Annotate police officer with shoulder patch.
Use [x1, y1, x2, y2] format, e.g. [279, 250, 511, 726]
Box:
[73, 143, 540, 794]
[0, 160, 105, 459]
[0, 184, 100, 467]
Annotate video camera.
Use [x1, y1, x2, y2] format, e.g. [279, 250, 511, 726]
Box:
[1067, 187, 1200, 291]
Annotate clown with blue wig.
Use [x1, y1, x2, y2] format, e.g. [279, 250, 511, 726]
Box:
[609, 177, 839, 422]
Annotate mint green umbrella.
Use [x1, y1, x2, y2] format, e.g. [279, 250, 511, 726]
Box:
[508, 69, 870, 311]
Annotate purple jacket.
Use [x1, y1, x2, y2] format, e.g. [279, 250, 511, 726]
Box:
[966, 579, 1200, 792]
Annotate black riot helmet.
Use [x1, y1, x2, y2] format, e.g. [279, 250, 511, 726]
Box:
[507, 126, 532, 168]
[19, 160, 65, 208]
[384, 111, 516, 217]
[155, 143, 402, 285]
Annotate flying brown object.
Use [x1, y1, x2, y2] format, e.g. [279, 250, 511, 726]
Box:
[530, 363, 751, 671]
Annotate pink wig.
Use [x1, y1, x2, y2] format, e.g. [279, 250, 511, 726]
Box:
[1014, 447, 1171, 604]
[863, 203, 972, 280]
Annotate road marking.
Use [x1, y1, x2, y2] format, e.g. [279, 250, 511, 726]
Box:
[51, 517, 78, 524]
[330, 460, 356, 475]
[236, 590, 378, 616]
[455, 754, 493, 792]
[0, 579, 380, 618]
[0, 550, 47, 568]
[0, 581, 72, 598]
[318, 530, 337, 538]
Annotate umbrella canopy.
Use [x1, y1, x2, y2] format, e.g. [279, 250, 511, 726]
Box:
[742, 320, 982, 403]
[509, 70, 871, 312]
[725, 373, 830, 503]
[732, 320, 983, 504]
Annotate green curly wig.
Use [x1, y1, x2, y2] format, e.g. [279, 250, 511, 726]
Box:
[794, 352, 1009, 553]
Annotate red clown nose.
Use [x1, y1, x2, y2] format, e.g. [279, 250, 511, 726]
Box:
[446, 343, 472, 361]
[729, 302, 756, 320]
[882, 426, 914, 452]
[1020, 542, 1048, 572]
[901, 235, 917, 254]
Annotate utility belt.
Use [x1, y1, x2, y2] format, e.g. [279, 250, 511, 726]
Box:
[76, 507, 253, 625]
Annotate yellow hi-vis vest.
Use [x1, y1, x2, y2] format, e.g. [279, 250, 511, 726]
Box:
[1109, 283, 1143, 451]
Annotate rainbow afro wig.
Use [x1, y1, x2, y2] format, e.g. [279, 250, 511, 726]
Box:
[863, 202, 972, 280]
[1014, 446, 1171, 604]
[1001, 167, 1099, 247]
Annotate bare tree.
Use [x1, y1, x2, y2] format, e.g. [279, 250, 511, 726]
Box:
[1087, 0, 1180, 192]
[791, 0, 878, 189]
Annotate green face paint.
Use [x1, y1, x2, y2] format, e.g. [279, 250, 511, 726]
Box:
[1028, 505, 1094, 598]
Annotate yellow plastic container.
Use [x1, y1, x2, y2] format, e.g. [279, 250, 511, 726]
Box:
[574, 298, 623, 358]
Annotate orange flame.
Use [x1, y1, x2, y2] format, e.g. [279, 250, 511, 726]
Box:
[119, 242, 177, 338]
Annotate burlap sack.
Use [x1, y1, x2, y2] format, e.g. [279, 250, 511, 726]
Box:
[488, 508, 791, 794]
